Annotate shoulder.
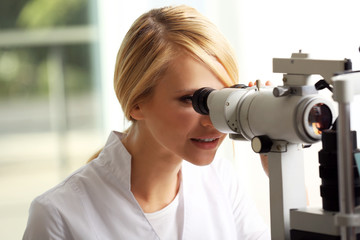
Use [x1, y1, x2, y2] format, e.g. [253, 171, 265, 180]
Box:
[27, 163, 92, 213]
[32, 131, 130, 204]
[23, 131, 135, 239]
[35, 164, 90, 204]
[23, 168, 98, 240]
[23, 186, 76, 239]
[23, 156, 114, 239]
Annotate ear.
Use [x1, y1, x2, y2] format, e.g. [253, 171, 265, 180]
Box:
[129, 104, 145, 121]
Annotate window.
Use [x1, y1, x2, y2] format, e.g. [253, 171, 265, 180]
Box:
[0, 1, 102, 239]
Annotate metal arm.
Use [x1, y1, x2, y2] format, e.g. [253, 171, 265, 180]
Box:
[332, 72, 360, 240]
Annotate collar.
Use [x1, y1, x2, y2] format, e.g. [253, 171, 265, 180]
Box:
[96, 131, 132, 191]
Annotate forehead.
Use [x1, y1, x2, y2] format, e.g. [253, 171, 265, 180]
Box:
[157, 54, 227, 92]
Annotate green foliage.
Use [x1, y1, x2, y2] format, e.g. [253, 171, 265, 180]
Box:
[0, 0, 96, 100]
[0, 1, 28, 29]
[63, 45, 93, 95]
[17, 0, 89, 28]
[0, 45, 93, 99]
[0, 48, 48, 98]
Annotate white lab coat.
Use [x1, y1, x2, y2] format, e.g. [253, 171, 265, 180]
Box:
[23, 131, 270, 240]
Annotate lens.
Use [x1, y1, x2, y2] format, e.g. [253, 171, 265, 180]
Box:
[296, 96, 335, 143]
[308, 103, 332, 135]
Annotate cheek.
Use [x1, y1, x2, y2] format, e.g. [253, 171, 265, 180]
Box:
[149, 108, 198, 140]
[163, 109, 197, 129]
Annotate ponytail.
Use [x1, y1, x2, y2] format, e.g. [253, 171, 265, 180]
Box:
[87, 148, 103, 163]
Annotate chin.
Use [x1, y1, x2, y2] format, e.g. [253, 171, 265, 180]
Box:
[186, 155, 215, 166]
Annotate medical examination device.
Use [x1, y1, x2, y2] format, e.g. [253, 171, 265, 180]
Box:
[192, 51, 360, 240]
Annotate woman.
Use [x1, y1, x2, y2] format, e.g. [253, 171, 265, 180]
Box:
[23, 5, 270, 239]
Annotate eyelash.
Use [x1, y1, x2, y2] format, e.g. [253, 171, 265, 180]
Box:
[179, 95, 193, 103]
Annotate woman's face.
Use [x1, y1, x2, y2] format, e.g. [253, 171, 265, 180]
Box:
[136, 54, 229, 166]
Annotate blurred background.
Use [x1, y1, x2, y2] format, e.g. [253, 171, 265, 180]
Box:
[1, 0, 359, 239]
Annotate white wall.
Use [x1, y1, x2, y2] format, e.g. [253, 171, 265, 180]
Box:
[233, 0, 360, 225]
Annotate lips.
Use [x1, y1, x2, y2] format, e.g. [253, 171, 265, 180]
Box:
[192, 138, 218, 142]
[190, 137, 220, 150]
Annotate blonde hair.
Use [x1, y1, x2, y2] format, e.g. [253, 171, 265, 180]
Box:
[114, 5, 238, 121]
[88, 5, 238, 162]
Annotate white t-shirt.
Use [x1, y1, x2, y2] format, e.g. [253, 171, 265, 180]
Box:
[23, 131, 270, 240]
[144, 183, 184, 240]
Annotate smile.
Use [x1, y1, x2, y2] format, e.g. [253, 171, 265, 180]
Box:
[190, 137, 220, 150]
[192, 138, 218, 142]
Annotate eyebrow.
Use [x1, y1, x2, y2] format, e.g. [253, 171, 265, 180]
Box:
[174, 88, 198, 94]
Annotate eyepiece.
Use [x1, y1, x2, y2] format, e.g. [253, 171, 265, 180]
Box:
[192, 87, 214, 115]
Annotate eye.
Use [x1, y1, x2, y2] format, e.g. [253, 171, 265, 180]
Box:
[179, 95, 193, 104]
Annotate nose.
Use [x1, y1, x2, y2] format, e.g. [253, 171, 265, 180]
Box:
[200, 114, 214, 128]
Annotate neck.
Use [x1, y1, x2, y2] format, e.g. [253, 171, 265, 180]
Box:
[122, 123, 182, 213]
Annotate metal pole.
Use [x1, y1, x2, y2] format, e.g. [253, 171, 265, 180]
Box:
[337, 102, 356, 240]
[268, 142, 307, 240]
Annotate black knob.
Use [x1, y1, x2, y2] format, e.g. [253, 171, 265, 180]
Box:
[251, 135, 273, 153]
